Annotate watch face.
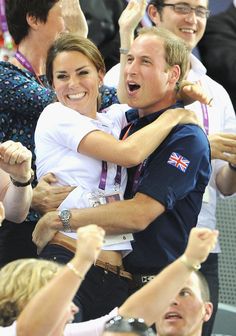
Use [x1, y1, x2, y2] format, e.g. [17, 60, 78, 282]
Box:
[60, 209, 71, 221]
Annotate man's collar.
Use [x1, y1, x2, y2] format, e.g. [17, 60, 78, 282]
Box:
[139, 101, 185, 123]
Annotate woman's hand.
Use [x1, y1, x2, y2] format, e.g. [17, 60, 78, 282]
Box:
[75, 225, 105, 263]
[177, 81, 212, 106]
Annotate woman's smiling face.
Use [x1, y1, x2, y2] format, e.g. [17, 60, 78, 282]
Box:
[52, 50, 104, 119]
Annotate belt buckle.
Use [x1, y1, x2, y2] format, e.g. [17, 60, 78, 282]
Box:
[141, 275, 155, 284]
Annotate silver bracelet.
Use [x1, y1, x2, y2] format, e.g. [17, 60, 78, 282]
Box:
[179, 255, 201, 271]
[119, 48, 129, 55]
[67, 262, 85, 280]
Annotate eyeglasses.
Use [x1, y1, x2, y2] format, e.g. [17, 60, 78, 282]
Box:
[161, 3, 210, 19]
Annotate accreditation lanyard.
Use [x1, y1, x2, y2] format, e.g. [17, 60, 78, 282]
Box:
[15, 50, 46, 87]
[0, 0, 7, 33]
[98, 162, 122, 191]
[98, 122, 136, 191]
[130, 101, 185, 194]
[198, 80, 209, 135]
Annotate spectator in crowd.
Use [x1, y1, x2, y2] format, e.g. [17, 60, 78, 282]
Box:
[198, 1, 236, 113]
[146, 1, 236, 334]
[0, 0, 90, 267]
[0, 224, 105, 334]
[104, 1, 236, 334]
[0, 140, 33, 223]
[0, 226, 218, 336]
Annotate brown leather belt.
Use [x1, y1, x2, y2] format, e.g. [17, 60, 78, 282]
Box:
[49, 232, 132, 280]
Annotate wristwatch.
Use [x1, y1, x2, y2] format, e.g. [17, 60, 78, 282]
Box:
[58, 209, 73, 233]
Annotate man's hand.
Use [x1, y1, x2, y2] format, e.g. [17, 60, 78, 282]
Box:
[119, 0, 147, 35]
[31, 173, 74, 215]
[32, 211, 58, 250]
[0, 140, 32, 183]
[184, 227, 219, 266]
[75, 225, 105, 263]
[208, 133, 236, 163]
[62, 0, 88, 37]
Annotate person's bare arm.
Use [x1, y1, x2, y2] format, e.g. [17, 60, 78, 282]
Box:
[17, 225, 104, 336]
[79, 108, 198, 168]
[62, 0, 88, 37]
[117, 0, 147, 103]
[32, 192, 164, 249]
[0, 141, 32, 223]
[119, 227, 218, 325]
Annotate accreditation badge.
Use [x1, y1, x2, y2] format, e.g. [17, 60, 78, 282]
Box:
[87, 190, 123, 208]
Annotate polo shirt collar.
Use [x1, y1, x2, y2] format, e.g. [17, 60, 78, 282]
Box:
[139, 101, 185, 123]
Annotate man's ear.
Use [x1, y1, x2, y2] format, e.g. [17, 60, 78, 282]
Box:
[168, 65, 181, 85]
[203, 302, 213, 322]
[148, 4, 161, 26]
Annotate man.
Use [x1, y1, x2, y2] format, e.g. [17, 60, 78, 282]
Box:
[33, 25, 211, 320]
[145, 1, 236, 334]
[104, 1, 236, 334]
[198, 1, 236, 113]
[155, 271, 213, 336]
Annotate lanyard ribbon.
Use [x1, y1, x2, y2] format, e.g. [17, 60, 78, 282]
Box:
[0, 0, 8, 33]
[15, 50, 47, 87]
[98, 123, 134, 191]
[197, 80, 209, 135]
[15, 50, 35, 73]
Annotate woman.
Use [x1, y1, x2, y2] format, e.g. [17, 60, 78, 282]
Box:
[0, 0, 89, 265]
[0, 224, 105, 335]
[33, 31, 202, 321]
[0, 140, 33, 223]
[0, 226, 218, 335]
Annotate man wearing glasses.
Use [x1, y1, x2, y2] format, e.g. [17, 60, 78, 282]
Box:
[147, 1, 236, 335]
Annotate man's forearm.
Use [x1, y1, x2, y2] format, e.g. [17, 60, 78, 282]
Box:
[52, 194, 164, 234]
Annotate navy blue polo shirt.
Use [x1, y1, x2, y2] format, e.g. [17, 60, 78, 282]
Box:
[123, 106, 211, 274]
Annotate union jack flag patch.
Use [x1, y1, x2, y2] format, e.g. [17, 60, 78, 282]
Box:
[167, 152, 190, 173]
